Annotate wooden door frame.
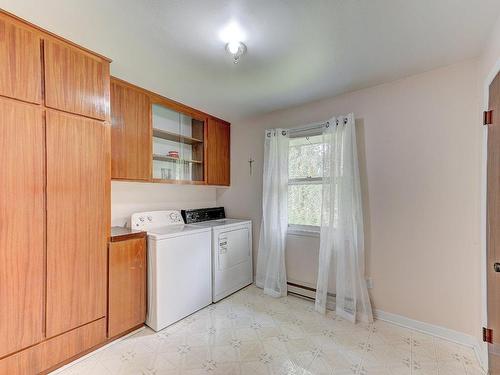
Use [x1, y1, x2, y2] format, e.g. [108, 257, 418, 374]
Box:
[482, 59, 500, 372]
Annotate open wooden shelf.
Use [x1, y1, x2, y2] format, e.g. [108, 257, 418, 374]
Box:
[152, 154, 203, 164]
[150, 178, 206, 185]
[152, 128, 203, 145]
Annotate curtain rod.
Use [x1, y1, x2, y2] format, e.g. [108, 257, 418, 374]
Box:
[288, 121, 329, 134]
[266, 118, 349, 137]
[288, 117, 349, 134]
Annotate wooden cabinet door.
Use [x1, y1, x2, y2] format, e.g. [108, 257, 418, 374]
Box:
[46, 110, 110, 337]
[0, 98, 44, 357]
[108, 237, 146, 338]
[0, 16, 42, 103]
[110, 79, 151, 180]
[44, 39, 110, 120]
[207, 118, 230, 186]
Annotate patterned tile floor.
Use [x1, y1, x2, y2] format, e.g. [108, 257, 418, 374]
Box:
[52, 285, 485, 375]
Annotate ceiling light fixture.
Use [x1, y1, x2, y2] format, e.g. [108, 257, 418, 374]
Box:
[225, 41, 247, 64]
[219, 21, 247, 64]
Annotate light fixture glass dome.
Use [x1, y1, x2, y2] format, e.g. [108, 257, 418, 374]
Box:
[227, 41, 240, 54]
[225, 41, 247, 64]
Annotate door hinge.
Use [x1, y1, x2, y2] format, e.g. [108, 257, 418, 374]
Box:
[483, 327, 493, 343]
[484, 110, 493, 125]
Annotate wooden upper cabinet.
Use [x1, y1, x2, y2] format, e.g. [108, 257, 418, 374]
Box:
[111, 78, 151, 180]
[0, 15, 42, 103]
[44, 39, 110, 120]
[45, 110, 110, 338]
[207, 118, 230, 186]
[108, 236, 147, 338]
[108, 77, 230, 185]
[0, 98, 44, 357]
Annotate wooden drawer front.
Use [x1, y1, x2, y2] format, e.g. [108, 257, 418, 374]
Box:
[44, 39, 110, 120]
[41, 318, 106, 372]
[0, 16, 42, 103]
[0, 98, 44, 357]
[108, 237, 147, 338]
[207, 118, 230, 186]
[110, 80, 151, 180]
[0, 344, 42, 375]
[0, 318, 106, 375]
[46, 110, 110, 337]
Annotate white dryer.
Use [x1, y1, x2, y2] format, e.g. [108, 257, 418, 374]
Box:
[182, 207, 253, 302]
[130, 210, 212, 331]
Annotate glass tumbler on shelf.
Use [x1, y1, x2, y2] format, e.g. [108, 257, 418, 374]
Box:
[161, 168, 173, 180]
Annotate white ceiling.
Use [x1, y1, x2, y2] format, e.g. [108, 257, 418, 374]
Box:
[2, 0, 500, 121]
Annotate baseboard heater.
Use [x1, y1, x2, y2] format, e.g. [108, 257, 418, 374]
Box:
[287, 282, 336, 310]
[287, 282, 316, 300]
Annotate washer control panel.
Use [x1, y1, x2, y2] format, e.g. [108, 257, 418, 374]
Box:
[130, 210, 183, 230]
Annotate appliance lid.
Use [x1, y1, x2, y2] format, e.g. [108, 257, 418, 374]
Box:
[182, 207, 226, 224]
[190, 218, 251, 229]
[147, 224, 211, 239]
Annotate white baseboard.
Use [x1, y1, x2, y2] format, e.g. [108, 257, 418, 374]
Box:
[48, 326, 146, 374]
[374, 309, 487, 372]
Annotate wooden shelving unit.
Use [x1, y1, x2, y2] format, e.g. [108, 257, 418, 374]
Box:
[152, 128, 203, 145]
[151, 104, 206, 182]
[152, 154, 202, 164]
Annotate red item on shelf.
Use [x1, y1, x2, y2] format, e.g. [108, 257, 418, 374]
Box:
[167, 151, 179, 158]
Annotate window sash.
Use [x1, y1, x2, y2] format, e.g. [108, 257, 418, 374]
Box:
[288, 135, 324, 232]
[288, 176, 323, 185]
[287, 223, 320, 235]
[287, 177, 322, 231]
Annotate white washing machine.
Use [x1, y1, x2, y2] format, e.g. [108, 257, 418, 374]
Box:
[130, 210, 212, 331]
[182, 207, 253, 302]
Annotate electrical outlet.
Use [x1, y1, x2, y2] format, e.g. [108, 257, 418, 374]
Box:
[366, 278, 373, 289]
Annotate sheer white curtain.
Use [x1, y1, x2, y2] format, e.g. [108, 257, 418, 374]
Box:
[315, 114, 373, 323]
[256, 129, 289, 297]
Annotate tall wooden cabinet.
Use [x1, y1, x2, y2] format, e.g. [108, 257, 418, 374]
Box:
[0, 11, 110, 374]
[0, 98, 44, 358]
[46, 111, 110, 337]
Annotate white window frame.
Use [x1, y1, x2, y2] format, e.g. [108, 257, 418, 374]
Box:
[287, 160, 322, 236]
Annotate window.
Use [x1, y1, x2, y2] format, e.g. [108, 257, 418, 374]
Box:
[288, 133, 323, 233]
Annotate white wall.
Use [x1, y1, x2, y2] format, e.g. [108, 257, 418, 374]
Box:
[285, 234, 321, 288]
[218, 59, 483, 339]
[111, 182, 216, 227]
